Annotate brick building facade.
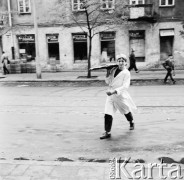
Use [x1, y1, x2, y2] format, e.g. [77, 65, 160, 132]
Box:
[1, 0, 184, 71]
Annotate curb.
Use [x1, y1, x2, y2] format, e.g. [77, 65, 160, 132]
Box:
[0, 160, 184, 167]
[0, 78, 184, 82]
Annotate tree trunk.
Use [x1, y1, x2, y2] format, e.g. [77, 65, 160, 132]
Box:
[87, 36, 92, 78]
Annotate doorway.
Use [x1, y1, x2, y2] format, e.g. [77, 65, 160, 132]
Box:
[160, 36, 174, 60]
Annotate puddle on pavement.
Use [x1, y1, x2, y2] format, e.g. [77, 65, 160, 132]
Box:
[158, 157, 184, 164]
[55, 157, 73, 162]
[78, 157, 108, 163]
[14, 157, 30, 160]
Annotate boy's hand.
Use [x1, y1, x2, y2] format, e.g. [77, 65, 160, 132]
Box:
[106, 90, 117, 96]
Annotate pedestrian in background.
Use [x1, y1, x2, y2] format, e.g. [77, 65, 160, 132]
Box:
[128, 49, 139, 73]
[100, 54, 137, 140]
[1, 51, 10, 75]
[162, 55, 176, 84]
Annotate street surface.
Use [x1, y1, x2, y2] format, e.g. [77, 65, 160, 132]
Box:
[0, 83, 184, 163]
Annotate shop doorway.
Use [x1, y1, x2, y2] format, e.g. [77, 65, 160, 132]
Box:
[129, 30, 145, 62]
[47, 34, 60, 64]
[160, 36, 174, 60]
[73, 34, 87, 62]
[74, 42, 87, 61]
[100, 32, 115, 63]
[159, 29, 174, 60]
[19, 43, 35, 61]
[17, 34, 35, 61]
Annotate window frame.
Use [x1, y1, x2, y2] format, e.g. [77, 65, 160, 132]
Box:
[72, 0, 86, 12]
[129, 0, 145, 5]
[17, 0, 31, 14]
[100, 0, 115, 10]
[159, 0, 175, 7]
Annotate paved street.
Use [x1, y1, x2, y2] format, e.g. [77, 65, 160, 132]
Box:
[0, 83, 184, 164]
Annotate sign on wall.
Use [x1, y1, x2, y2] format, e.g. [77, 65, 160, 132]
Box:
[129, 30, 145, 39]
[100, 32, 115, 40]
[73, 34, 87, 42]
[17, 34, 35, 43]
[47, 34, 59, 42]
[160, 29, 174, 37]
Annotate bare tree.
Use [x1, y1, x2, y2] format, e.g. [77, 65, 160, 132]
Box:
[0, 12, 10, 36]
[50, 0, 130, 78]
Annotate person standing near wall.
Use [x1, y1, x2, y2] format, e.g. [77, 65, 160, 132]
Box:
[128, 49, 139, 73]
[100, 54, 137, 140]
[1, 51, 10, 75]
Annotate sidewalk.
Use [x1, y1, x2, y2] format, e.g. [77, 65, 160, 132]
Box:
[0, 70, 184, 83]
[0, 160, 184, 180]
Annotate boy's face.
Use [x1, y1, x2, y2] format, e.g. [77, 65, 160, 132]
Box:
[117, 58, 126, 69]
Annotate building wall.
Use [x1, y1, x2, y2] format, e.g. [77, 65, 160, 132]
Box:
[4, 20, 184, 70]
[154, 0, 184, 20]
[1, 0, 184, 70]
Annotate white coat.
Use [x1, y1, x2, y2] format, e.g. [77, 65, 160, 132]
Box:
[104, 67, 137, 116]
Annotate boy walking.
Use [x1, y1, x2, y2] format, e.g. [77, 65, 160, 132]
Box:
[162, 55, 176, 84]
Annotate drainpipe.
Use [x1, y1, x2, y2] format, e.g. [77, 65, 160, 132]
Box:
[7, 0, 15, 59]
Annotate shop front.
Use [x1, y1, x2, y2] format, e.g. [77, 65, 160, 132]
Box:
[17, 34, 36, 62]
[129, 30, 145, 62]
[46, 34, 60, 64]
[100, 31, 116, 63]
[16, 34, 36, 73]
[159, 29, 174, 60]
[72, 33, 87, 62]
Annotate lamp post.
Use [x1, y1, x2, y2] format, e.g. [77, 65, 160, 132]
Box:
[32, 0, 42, 79]
[7, 0, 15, 59]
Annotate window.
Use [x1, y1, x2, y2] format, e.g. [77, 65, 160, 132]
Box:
[101, 0, 115, 10]
[160, 0, 175, 6]
[72, 0, 85, 11]
[130, 0, 145, 5]
[18, 0, 31, 14]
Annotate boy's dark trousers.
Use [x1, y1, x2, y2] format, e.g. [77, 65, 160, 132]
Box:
[164, 69, 174, 82]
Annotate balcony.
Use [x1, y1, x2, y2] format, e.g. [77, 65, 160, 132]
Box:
[128, 4, 156, 23]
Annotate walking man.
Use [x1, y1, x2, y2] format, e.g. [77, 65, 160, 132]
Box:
[1, 51, 10, 75]
[162, 55, 176, 84]
[128, 49, 139, 73]
[100, 54, 137, 140]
